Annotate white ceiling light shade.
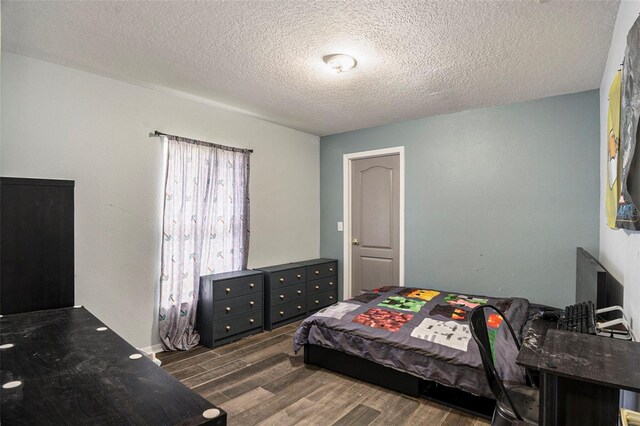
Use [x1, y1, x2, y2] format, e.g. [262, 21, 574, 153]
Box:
[324, 54, 357, 73]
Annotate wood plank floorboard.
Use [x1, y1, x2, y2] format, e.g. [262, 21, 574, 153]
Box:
[172, 364, 207, 381]
[368, 395, 420, 425]
[257, 391, 330, 426]
[197, 333, 292, 371]
[262, 364, 319, 394]
[302, 375, 378, 424]
[192, 353, 290, 399]
[182, 357, 251, 388]
[220, 356, 300, 399]
[160, 321, 492, 425]
[220, 387, 275, 418]
[204, 390, 232, 407]
[333, 404, 381, 426]
[156, 345, 211, 365]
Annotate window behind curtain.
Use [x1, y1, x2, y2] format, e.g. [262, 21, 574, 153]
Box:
[158, 136, 250, 351]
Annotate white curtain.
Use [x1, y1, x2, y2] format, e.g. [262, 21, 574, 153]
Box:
[159, 136, 250, 351]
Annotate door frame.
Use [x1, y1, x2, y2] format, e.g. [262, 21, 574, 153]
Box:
[342, 146, 405, 300]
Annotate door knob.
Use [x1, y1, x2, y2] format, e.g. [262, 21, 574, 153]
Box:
[352, 239, 360, 245]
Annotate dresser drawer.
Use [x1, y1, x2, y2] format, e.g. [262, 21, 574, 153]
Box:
[307, 262, 337, 280]
[213, 275, 263, 301]
[270, 300, 306, 323]
[213, 293, 262, 318]
[213, 310, 263, 340]
[270, 282, 306, 306]
[308, 290, 338, 310]
[269, 267, 306, 288]
[307, 277, 337, 294]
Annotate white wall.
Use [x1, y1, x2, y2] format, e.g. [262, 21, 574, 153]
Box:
[1, 52, 320, 350]
[599, 1, 640, 410]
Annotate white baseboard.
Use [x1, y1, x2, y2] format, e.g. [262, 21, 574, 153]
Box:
[140, 343, 164, 355]
[137, 344, 164, 366]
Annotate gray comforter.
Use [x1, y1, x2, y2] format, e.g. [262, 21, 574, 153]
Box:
[293, 286, 530, 398]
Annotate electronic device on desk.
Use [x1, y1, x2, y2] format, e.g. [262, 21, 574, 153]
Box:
[574, 248, 634, 341]
[558, 300, 635, 341]
[576, 247, 624, 320]
[558, 301, 596, 334]
[595, 305, 635, 341]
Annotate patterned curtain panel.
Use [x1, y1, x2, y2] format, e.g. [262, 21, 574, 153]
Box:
[159, 136, 250, 351]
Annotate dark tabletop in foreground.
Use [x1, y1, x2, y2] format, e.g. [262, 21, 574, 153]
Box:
[0, 307, 225, 425]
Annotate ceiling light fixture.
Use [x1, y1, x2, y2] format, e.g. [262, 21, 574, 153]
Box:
[324, 54, 357, 73]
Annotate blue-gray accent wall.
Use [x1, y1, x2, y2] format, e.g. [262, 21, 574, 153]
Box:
[320, 90, 600, 307]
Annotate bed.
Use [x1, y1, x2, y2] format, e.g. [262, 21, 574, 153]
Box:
[293, 286, 532, 402]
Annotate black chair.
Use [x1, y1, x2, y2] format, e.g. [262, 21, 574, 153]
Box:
[468, 305, 539, 426]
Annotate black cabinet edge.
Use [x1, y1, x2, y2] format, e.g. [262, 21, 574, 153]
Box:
[1, 177, 75, 187]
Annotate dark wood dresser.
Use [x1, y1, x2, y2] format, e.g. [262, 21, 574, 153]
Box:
[257, 258, 338, 331]
[196, 270, 264, 348]
[1, 177, 74, 314]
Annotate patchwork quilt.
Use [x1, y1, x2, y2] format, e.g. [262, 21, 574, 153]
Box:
[293, 286, 530, 398]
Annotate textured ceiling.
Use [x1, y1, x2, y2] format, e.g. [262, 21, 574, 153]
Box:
[2, 0, 619, 136]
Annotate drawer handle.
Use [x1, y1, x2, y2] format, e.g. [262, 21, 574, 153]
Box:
[249, 283, 254, 289]
[297, 290, 302, 295]
[297, 274, 302, 279]
[280, 294, 285, 300]
[297, 305, 302, 310]
[329, 296, 334, 300]
[329, 282, 334, 286]
[225, 325, 231, 332]
[314, 270, 319, 275]
[315, 285, 319, 290]
[249, 301, 255, 307]
[249, 318, 254, 324]
[225, 307, 231, 313]
[329, 268, 334, 272]
[315, 300, 319, 304]
[279, 311, 284, 317]
[225, 288, 231, 294]
[279, 277, 284, 283]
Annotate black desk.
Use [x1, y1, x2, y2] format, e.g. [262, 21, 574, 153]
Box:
[0, 307, 226, 425]
[517, 316, 558, 370]
[518, 325, 640, 426]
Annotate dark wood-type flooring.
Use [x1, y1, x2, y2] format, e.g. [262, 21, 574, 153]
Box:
[157, 321, 491, 426]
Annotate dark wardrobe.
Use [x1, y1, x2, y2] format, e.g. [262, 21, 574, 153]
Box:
[1, 177, 75, 314]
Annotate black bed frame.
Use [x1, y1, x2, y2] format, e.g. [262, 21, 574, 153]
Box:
[304, 343, 495, 419]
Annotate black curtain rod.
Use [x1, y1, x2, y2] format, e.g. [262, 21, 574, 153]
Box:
[149, 130, 253, 153]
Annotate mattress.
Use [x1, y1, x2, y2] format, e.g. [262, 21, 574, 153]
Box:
[293, 286, 530, 398]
